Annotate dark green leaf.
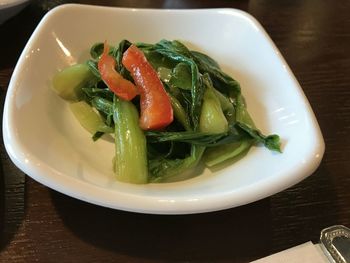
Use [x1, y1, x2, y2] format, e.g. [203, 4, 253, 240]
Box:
[154, 48, 203, 130]
[143, 50, 177, 70]
[204, 139, 253, 167]
[235, 93, 256, 128]
[146, 124, 246, 147]
[169, 94, 191, 131]
[113, 39, 131, 71]
[82, 86, 114, 101]
[91, 97, 113, 115]
[90, 42, 104, 60]
[155, 39, 192, 57]
[86, 60, 101, 78]
[236, 122, 282, 152]
[149, 145, 205, 182]
[169, 62, 192, 90]
[191, 48, 241, 97]
[191, 50, 220, 69]
[112, 39, 134, 81]
[92, 131, 105, 141]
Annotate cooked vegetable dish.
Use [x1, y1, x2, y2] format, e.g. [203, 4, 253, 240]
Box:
[52, 39, 281, 184]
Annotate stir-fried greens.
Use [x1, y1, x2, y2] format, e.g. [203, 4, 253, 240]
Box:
[52, 39, 281, 184]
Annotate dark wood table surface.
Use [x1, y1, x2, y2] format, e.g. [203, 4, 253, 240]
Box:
[0, 0, 349, 262]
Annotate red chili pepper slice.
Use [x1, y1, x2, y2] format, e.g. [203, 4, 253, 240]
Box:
[122, 45, 173, 130]
[98, 42, 138, 101]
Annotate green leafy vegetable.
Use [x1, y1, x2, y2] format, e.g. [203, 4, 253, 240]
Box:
[149, 145, 205, 183]
[199, 74, 228, 134]
[204, 140, 253, 167]
[169, 62, 192, 90]
[90, 42, 105, 59]
[52, 63, 96, 101]
[113, 96, 148, 184]
[69, 101, 113, 134]
[169, 94, 191, 131]
[51, 39, 282, 184]
[236, 122, 281, 152]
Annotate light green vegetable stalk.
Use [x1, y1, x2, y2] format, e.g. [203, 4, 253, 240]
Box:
[169, 94, 191, 131]
[204, 140, 253, 167]
[52, 64, 95, 101]
[199, 75, 228, 134]
[113, 96, 148, 184]
[235, 93, 256, 128]
[212, 88, 234, 114]
[69, 101, 113, 135]
[202, 92, 254, 167]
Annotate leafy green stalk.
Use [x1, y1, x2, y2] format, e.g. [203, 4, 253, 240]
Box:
[155, 40, 240, 96]
[113, 40, 131, 71]
[86, 60, 101, 78]
[234, 94, 281, 152]
[212, 88, 234, 114]
[149, 145, 205, 183]
[69, 101, 113, 135]
[146, 129, 245, 147]
[191, 50, 241, 96]
[236, 123, 281, 152]
[146, 131, 224, 144]
[169, 62, 192, 90]
[204, 140, 253, 167]
[82, 86, 114, 101]
[199, 74, 228, 134]
[191, 51, 220, 69]
[52, 64, 96, 101]
[91, 97, 113, 115]
[153, 48, 203, 130]
[113, 96, 148, 184]
[169, 94, 191, 131]
[235, 93, 256, 128]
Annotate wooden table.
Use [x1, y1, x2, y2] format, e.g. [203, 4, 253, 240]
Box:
[0, 1, 349, 262]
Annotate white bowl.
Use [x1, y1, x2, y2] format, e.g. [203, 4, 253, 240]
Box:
[3, 4, 325, 214]
[0, 0, 30, 24]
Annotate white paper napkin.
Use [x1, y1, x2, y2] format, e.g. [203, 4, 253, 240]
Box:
[251, 242, 330, 263]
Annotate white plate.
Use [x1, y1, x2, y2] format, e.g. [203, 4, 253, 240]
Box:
[3, 4, 325, 214]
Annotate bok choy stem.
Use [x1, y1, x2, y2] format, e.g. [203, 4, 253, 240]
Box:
[113, 96, 148, 184]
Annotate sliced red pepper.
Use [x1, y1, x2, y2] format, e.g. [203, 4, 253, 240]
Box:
[122, 45, 173, 130]
[98, 42, 138, 101]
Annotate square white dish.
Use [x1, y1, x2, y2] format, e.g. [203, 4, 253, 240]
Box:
[3, 4, 325, 214]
